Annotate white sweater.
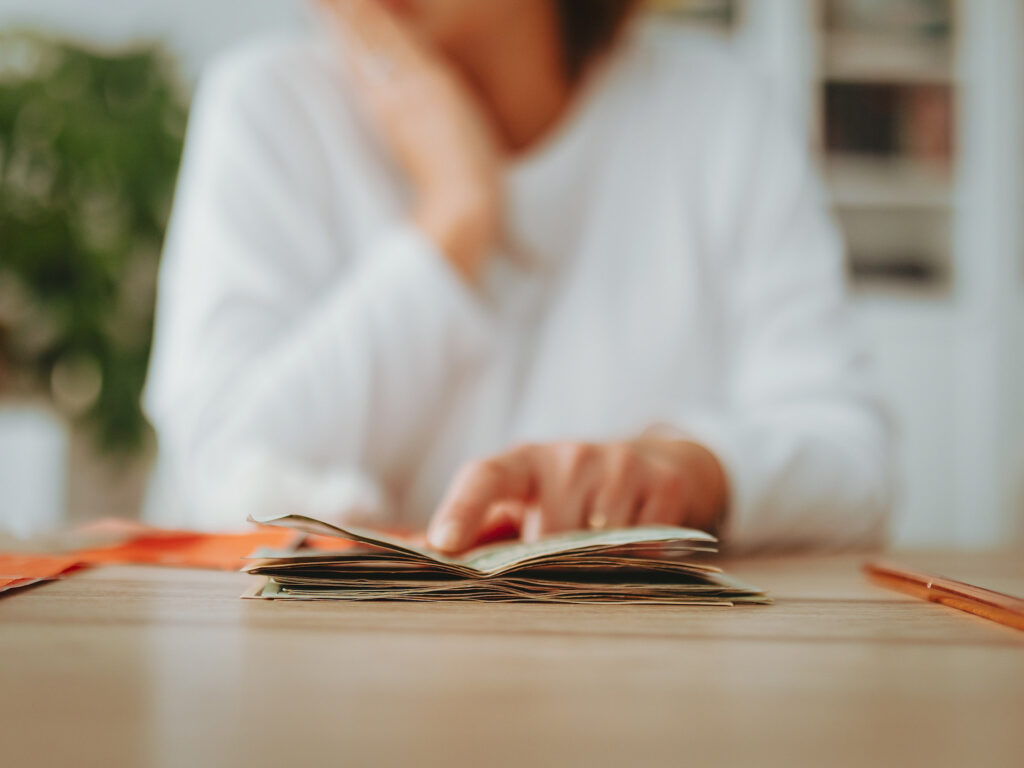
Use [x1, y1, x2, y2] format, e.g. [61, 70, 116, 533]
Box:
[144, 21, 892, 550]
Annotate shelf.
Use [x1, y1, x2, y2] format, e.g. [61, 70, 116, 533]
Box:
[826, 156, 952, 208]
[849, 275, 951, 299]
[823, 32, 953, 83]
[835, 203, 951, 293]
[649, 0, 737, 30]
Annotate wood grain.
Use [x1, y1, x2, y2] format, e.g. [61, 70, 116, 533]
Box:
[1, 551, 1022, 768]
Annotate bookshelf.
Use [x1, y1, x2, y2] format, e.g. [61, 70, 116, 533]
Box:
[819, 0, 956, 293]
[652, 0, 1024, 546]
[655, 0, 956, 292]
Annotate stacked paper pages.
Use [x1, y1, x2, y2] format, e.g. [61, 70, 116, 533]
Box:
[243, 513, 769, 605]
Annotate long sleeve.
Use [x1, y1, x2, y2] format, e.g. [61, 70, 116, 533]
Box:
[144, 41, 493, 529]
[679, 76, 893, 552]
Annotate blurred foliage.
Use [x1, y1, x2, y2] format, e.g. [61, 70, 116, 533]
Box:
[0, 32, 187, 454]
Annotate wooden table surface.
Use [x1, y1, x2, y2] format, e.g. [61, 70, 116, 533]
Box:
[2, 550, 1022, 768]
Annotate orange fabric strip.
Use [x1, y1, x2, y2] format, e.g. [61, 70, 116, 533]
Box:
[74, 528, 300, 571]
[0, 553, 82, 580]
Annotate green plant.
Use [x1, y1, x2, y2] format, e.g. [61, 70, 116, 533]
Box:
[0, 32, 187, 453]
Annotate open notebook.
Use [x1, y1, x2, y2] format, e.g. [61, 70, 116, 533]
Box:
[243, 512, 770, 605]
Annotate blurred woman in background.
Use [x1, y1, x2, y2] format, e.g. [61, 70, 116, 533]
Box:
[144, 0, 891, 552]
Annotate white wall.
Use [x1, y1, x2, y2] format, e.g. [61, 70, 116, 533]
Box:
[0, 0, 308, 79]
[949, 0, 1024, 547]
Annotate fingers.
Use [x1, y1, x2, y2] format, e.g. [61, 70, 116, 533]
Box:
[521, 505, 544, 543]
[586, 444, 639, 530]
[588, 487, 639, 530]
[429, 439, 704, 554]
[318, 0, 423, 91]
[636, 491, 682, 525]
[535, 443, 599, 535]
[636, 467, 686, 525]
[320, 0, 416, 54]
[428, 450, 534, 553]
[475, 500, 527, 546]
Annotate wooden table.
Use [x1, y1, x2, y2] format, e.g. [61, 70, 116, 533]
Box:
[2, 551, 1022, 767]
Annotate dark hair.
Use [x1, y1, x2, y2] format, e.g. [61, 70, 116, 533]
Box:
[553, 0, 640, 80]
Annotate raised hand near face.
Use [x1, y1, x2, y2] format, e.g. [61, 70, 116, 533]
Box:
[318, 0, 503, 283]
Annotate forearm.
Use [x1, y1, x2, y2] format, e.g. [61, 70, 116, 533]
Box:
[679, 403, 892, 551]
[151, 226, 495, 520]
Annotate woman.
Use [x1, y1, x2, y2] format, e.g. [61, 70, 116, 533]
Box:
[144, 0, 891, 553]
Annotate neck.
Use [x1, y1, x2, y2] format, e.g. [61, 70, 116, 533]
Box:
[447, 7, 574, 154]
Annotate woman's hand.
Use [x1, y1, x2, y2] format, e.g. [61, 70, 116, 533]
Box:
[319, 0, 502, 283]
[426, 438, 729, 553]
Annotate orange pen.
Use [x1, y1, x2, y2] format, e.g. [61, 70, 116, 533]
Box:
[864, 560, 1024, 633]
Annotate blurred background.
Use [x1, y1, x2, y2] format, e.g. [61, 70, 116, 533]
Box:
[0, 0, 1021, 549]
